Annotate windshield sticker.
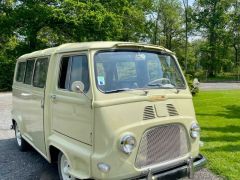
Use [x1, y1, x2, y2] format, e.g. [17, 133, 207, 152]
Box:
[97, 76, 105, 86]
[135, 53, 146, 61]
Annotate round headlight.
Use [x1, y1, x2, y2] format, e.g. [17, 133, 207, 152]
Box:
[190, 123, 200, 138]
[120, 134, 136, 154]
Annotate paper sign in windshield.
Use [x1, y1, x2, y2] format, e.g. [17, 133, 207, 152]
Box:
[97, 76, 105, 85]
[135, 53, 146, 60]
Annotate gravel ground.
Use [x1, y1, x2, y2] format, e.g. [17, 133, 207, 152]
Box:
[0, 93, 12, 130]
[0, 92, 222, 180]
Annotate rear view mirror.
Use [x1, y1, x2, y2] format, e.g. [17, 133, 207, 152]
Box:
[71, 81, 85, 93]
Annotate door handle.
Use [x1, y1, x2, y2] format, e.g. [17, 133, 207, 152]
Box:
[21, 93, 31, 97]
[50, 94, 57, 102]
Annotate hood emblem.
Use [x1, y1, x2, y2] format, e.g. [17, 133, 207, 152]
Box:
[148, 95, 166, 102]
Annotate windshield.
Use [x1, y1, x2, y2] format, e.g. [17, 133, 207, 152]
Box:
[94, 50, 186, 93]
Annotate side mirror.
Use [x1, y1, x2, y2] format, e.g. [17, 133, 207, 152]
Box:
[71, 81, 85, 93]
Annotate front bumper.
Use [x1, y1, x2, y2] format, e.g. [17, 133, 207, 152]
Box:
[131, 154, 206, 180]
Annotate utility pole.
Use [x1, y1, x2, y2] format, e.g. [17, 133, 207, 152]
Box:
[182, 0, 189, 72]
[233, 0, 239, 80]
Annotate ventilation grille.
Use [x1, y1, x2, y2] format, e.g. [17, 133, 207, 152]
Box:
[143, 106, 155, 120]
[167, 104, 179, 116]
[135, 124, 189, 169]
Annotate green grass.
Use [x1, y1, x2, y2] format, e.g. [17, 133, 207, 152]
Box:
[193, 90, 240, 180]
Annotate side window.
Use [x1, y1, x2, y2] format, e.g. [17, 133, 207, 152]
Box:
[58, 57, 71, 89]
[58, 55, 89, 93]
[16, 62, 26, 82]
[24, 60, 35, 85]
[70, 56, 90, 92]
[33, 58, 49, 88]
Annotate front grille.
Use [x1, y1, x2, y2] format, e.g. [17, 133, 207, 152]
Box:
[135, 124, 189, 169]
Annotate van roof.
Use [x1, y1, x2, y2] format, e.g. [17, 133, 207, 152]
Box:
[17, 41, 173, 60]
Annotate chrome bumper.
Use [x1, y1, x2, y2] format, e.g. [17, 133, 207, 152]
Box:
[131, 154, 206, 180]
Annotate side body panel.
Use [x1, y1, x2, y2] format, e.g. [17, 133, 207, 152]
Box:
[30, 86, 46, 154]
[48, 133, 92, 179]
[49, 51, 93, 145]
[44, 52, 93, 179]
[12, 59, 47, 155]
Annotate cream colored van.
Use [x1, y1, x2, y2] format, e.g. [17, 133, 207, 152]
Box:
[12, 42, 206, 180]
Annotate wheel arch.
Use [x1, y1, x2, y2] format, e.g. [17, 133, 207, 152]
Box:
[11, 114, 23, 131]
[47, 134, 92, 179]
[49, 145, 61, 163]
[12, 119, 16, 129]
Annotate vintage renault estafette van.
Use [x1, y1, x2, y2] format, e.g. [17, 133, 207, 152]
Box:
[12, 42, 206, 180]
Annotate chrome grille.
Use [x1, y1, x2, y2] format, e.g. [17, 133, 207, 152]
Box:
[143, 106, 155, 120]
[167, 104, 179, 116]
[135, 124, 188, 169]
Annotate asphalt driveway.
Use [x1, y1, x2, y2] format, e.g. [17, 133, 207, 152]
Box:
[0, 138, 59, 180]
[199, 82, 240, 91]
[0, 92, 222, 180]
[0, 93, 59, 180]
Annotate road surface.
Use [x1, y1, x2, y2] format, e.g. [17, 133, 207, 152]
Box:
[200, 82, 240, 91]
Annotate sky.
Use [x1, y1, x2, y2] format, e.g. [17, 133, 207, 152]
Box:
[189, 0, 195, 6]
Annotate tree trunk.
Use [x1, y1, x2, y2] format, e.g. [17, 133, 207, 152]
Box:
[234, 45, 238, 65]
[208, 1, 218, 77]
[153, 10, 160, 45]
[28, 29, 38, 51]
[208, 31, 216, 77]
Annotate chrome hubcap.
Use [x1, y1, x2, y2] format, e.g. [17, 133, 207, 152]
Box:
[60, 154, 74, 180]
[16, 125, 22, 146]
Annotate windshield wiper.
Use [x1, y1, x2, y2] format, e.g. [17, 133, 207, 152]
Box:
[147, 83, 163, 87]
[147, 83, 180, 93]
[105, 88, 132, 94]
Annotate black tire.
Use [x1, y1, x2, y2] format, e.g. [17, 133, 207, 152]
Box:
[58, 152, 76, 180]
[15, 123, 28, 151]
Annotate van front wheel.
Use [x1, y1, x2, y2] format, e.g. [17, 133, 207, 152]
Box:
[15, 124, 28, 151]
[58, 152, 76, 180]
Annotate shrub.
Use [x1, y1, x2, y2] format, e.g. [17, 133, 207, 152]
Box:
[185, 73, 199, 95]
[0, 57, 15, 91]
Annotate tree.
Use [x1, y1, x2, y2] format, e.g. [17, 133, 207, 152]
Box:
[99, 0, 152, 41]
[150, 0, 184, 50]
[193, 0, 234, 77]
[231, 1, 240, 66]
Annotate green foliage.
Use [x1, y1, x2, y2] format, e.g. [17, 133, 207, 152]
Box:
[0, 0, 239, 91]
[184, 73, 199, 95]
[0, 56, 15, 91]
[194, 90, 240, 179]
[0, 35, 18, 91]
[0, 0, 150, 91]
[192, 0, 238, 77]
[149, 0, 184, 49]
